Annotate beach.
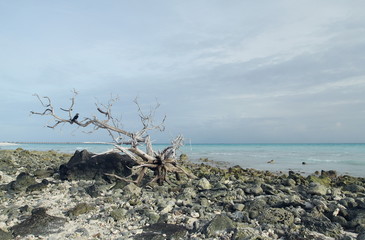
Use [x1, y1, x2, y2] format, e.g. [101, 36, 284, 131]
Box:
[1, 143, 365, 177]
[0, 148, 365, 239]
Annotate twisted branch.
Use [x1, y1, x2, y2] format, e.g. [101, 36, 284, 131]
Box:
[31, 91, 195, 186]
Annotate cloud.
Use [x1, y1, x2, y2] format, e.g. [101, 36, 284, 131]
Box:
[224, 76, 365, 100]
[1, 1, 365, 143]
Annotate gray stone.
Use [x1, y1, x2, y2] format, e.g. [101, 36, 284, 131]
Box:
[350, 210, 365, 228]
[204, 214, 235, 237]
[332, 216, 348, 228]
[234, 203, 245, 211]
[75, 227, 89, 237]
[231, 211, 249, 222]
[245, 199, 267, 219]
[244, 184, 263, 195]
[308, 182, 328, 196]
[11, 208, 66, 237]
[257, 208, 294, 225]
[110, 208, 128, 221]
[123, 183, 142, 195]
[160, 201, 175, 214]
[257, 208, 294, 226]
[262, 183, 278, 194]
[134, 223, 187, 240]
[337, 235, 356, 240]
[26, 179, 49, 192]
[0, 229, 12, 240]
[143, 210, 160, 224]
[33, 168, 54, 178]
[345, 184, 365, 193]
[302, 214, 343, 237]
[341, 197, 358, 209]
[8, 172, 37, 192]
[67, 203, 95, 217]
[283, 178, 296, 187]
[358, 231, 365, 240]
[179, 154, 188, 161]
[214, 182, 227, 189]
[197, 178, 211, 190]
[357, 225, 365, 233]
[182, 187, 197, 198]
[200, 198, 210, 207]
[233, 227, 261, 240]
[85, 184, 102, 198]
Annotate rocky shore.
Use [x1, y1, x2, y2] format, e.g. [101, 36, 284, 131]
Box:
[0, 148, 365, 239]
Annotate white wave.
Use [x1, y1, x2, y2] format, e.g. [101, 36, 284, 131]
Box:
[0, 142, 18, 146]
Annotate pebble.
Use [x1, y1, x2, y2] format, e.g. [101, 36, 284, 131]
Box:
[1, 149, 365, 239]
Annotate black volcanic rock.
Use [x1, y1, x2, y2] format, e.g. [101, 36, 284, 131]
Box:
[59, 150, 136, 181]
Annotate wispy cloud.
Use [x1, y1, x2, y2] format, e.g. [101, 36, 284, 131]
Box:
[224, 76, 365, 100]
[1, 1, 365, 143]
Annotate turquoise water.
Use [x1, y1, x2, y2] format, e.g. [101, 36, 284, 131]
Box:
[1, 143, 364, 177]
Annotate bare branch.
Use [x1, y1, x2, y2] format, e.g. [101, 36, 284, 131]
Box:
[31, 90, 193, 186]
[145, 136, 154, 156]
[128, 147, 156, 162]
[97, 107, 109, 117]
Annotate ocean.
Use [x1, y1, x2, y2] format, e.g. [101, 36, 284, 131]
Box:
[1, 143, 364, 177]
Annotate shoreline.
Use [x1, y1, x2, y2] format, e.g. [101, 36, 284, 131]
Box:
[1, 141, 114, 145]
[0, 149, 365, 239]
[1, 143, 365, 178]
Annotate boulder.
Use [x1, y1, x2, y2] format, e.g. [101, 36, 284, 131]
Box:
[308, 182, 328, 196]
[257, 208, 294, 226]
[197, 177, 211, 190]
[233, 227, 262, 240]
[349, 210, 365, 229]
[358, 231, 365, 240]
[67, 203, 95, 217]
[244, 184, 263, 196]
[123, 183, 142, 195]
[307, 175, 331, 187]
[179, 154, 188, 161]
[245, 198, 267, 219]
[26, 179, 49, 192]
[282, 178, 296, 187]
[321, 170, 337, 179]
[85, 184, 102, 198]
[344, 184, 365, 193]
[0, 229, 12, 240]
[59, 150, 136, 181]
[110, 208, 128, 221]
[11, 208, 66, 237]
[134, 223, 187, 240]
[302, 214, 343, 237]
[142, 209, 160, 224]
[204, 214, 235, 237]
[8, 172, 37, 192]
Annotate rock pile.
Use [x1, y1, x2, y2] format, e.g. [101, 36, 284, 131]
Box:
[0, 149, 364, 239]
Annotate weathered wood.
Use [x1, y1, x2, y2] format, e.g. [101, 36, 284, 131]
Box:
[31, 91, 195, 186]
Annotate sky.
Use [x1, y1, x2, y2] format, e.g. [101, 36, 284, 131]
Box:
[1, 1, 365, 144]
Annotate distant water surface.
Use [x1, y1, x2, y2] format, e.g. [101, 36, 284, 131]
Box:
[1, 143, 364, 177]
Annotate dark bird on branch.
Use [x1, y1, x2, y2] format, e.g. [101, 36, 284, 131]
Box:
[71, 113, 79, 124]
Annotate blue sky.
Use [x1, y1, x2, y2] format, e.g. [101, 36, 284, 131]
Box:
[1, 1, 365, 143]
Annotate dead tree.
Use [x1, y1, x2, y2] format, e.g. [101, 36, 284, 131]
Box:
[31, 90, 195, 185]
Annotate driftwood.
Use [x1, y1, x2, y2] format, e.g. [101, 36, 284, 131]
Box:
[31, 90, 195, 185]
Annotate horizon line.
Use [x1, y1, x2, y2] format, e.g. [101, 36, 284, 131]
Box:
[2, 141, 365, 145]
